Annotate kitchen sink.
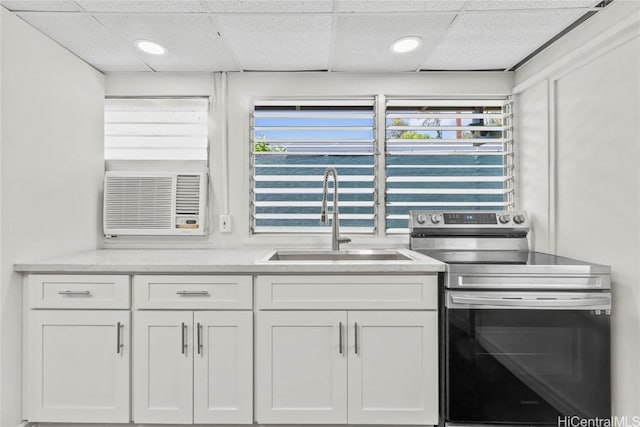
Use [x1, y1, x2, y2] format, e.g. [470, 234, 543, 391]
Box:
[264, 249, 415, 262]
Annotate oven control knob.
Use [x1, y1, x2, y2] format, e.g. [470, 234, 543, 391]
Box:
[430, 214, 442, 224]
[499, 214, 511, 224]
[513, 214, 526, 224]
[416, 214, 427, 224]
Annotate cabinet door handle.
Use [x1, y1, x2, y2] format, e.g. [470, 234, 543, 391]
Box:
[338, 322, 343, 355]
[354, 322, 359, 355]
[116, 322, 123, 354]
[181, 322, 187, 355]
[197, 322, 203, 355]
[176, 290, 210, 296]
[58, 290, 91, 296]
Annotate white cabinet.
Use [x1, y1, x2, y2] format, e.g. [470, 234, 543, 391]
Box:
[347, 311, 438, 425]
[256, 311, 348, 424]
[28, 274, 130, 309]
[256, 310, 438, 425]
[134, 275, 252, 310]
[133, 310, 253, 424]
[257, 275, 437, 310]
[24, 271, 438, 426]
[193, 311, 253, 424]
[133, 311, 193, 423]
[26, 310, 130, 423]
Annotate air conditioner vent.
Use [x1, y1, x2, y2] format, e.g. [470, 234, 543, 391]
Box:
[104, 176, 173, 230]
[176, 175, 201, 215]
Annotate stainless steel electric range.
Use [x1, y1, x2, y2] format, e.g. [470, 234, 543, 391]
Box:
[409, 210, 612, 427]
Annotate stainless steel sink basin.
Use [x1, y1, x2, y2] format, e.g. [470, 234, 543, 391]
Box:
[265, 249, 415, 262]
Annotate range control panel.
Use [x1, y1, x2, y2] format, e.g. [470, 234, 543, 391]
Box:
[409, 210, 530, 235]
[443, 212, 498, 225]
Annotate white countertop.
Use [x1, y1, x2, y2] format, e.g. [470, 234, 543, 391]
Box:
[14, 248, 445, 274]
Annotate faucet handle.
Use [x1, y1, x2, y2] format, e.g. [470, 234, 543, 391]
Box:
[320, 212, 327, 224]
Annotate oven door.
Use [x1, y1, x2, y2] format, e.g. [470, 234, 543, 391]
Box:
[445, 291, 611, 425]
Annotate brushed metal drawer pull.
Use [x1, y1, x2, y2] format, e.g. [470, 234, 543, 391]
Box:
[354, 322, 359, 355]
[176, 291, 210, 296]
[181, 323, 187, 355]
[58, 290, 91, 296]
[116, 322, 123, 354]
[197, 323, 203, 355]
[338, 322, 343, 355]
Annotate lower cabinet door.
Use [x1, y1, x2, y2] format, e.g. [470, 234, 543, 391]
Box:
[193, 311, 253, 423]
[256, 311, 348, 424]
[347, 311, 438, 425]
[133, 311, 193, 424]
[27, 310, 130, 423]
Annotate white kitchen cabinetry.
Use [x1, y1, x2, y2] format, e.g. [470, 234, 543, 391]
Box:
[133, 311, 193, 423]
[255, 274, 439, 426]
[133, 311, 253, 424]
[133, 275, 253, 425]
[28, 274, 130, 309]
[347, 311, 438, 425]
[256, 274, 437, 310]
[256, 311, 348, 424]
[25, 274, 131, 423]
[133, 275, 252, 310]
[27, 310, 130, 423]
[193, 311, 253, 424]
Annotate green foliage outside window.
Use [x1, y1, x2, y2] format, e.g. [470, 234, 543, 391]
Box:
[253, 134, 286, 152]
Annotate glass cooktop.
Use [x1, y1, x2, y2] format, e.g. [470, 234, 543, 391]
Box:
[418, 250, 595, 266]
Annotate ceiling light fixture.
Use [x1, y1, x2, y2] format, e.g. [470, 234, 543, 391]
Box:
[391, 36, 422, 53]
[135, 40, 166, 55]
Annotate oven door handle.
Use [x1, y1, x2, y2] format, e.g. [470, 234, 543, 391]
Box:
[449, 295, 611, 310]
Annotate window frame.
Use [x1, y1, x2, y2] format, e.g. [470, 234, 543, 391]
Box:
[384, 97, 515, 233]
[250, 99, 378, 235]
[249, 95, 514, 236]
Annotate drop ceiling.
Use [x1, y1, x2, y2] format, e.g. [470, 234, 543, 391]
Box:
[0, 0, 605, 73]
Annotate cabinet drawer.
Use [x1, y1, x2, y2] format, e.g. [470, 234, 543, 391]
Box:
[256, 275, 437, 310]
[133, 275, 252, 309]
[28, 274, 130, 309]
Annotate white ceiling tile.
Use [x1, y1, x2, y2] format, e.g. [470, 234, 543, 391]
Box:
[94, 13, 240, 71]
[76, 0, 206, 13]
[335, 0, 465, 13]
[0, 0, 82, 11]
[463, 0, 601, 10]
[201, 0, 333, 13]
[216, 14, 331, 70]
[333, 13, 456, 72]
[421, 8, 590, 70]
[15, 12, 150, 71]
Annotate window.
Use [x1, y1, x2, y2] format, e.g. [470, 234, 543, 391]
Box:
[104, 98, 208, 161]
[250, 100, 376, 234]
[385, 99, 514, 232]
[249, 97, 513, 235]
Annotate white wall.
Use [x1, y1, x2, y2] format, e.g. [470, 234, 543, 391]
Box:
[515, 1, 640, 416]
[0, 8, 105, 426]
[105, 71, 514, 249]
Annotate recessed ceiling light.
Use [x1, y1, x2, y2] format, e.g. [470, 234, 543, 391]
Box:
[135, 40, 166, 55]
[391, 36, 422, 54]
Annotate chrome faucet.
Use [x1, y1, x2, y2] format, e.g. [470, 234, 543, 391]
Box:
[320, 167, 351, 251]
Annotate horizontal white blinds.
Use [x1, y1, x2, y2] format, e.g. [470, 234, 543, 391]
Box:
[105, 98, 208, 161]
[385, 99, 514, 233]
[251, 100, 376, 234]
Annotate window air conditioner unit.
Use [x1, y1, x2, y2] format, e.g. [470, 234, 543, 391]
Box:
[103, 171, 207, 237]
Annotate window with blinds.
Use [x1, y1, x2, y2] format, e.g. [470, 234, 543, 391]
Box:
[251, 100, 376, 234]
[104, 98, 208, 161]
[385, 99, 514, 233]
